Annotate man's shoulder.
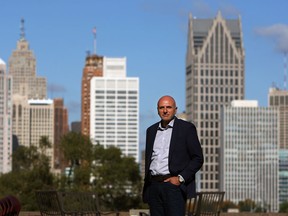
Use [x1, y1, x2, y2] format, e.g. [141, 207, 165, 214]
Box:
[175, 118, 196, 128]
[147, 122, 159, 131]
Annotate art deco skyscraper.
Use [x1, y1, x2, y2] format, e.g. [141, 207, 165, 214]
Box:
[9, 20, 58, 173]
[8, 19, 46, 99]
[185, 12, 245, 191]
[0, 59, 13, 174]
[81, 54, 103, 136]
[10, 19, 48, 146]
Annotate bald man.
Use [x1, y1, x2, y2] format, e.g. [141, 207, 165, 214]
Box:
[142, 95, 204, 216]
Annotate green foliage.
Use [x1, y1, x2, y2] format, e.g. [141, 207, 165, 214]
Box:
[59, 133, 143, 211]
[221, 200, 238, 212]
[91, 145, 142, 211]
[60, 132, 92, 165]
[0, 136, 56, 211]
[238, 199, 256, 212]
[280, 201, 288, 213]
[0, 133, 143, 212]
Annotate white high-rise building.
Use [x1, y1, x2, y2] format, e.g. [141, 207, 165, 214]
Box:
[28, 99, 54, 169]
[0, 59, 13, 173]
[90, 57, 139, 162]
[220, 100, 279, 212]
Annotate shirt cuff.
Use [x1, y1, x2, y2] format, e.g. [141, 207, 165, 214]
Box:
[178, 174, 185, 183]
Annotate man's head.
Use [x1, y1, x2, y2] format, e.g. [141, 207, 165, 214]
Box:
[157, 95, 177, 127]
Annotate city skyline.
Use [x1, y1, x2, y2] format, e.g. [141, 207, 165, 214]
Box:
[1, 0, 288, 149]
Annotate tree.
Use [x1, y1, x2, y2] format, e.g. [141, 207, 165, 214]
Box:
[1, 136, 55, 210]
[60, 132, 93, 189]
[238, 199, 256, 212]
[280, 201, 288, 213]
[221, 200, 238, 212]
[91, 145, 142, 211]
[60, 132, 92, 166]
[59, 133, 143, 211]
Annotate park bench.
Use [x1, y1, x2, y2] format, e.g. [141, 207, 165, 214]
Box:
[139, 191, 225, 216]
[186, 191, 225, 216]
[35, 190, 119, 216]
[0, 195, 21, 216]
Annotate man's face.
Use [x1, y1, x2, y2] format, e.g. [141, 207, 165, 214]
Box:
[157, 96, 177, 124]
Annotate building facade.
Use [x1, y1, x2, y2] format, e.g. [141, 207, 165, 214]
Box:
[28, 99, 55, 170]
[268, 87, 288, 149]
[268, 87, 288, 204]
[220, 100, 279, 212]
[9, 20, 59, 172]
[279, 149, 288, 205]
[185, 11, 245, 191]
[12, 95, 30, 147]
[8, 19, 46, 99]
[0, 59, 13, 173]
[53, 98, 69, 170]
[81, 54, 103, 136]
[90, 57, 139, 162]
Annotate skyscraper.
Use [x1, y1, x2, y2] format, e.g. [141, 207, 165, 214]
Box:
[268, 87, 288, 149]
[0, 59, 13, 174]
[9, 19, 60, 172]
[28, 99, 55, 170]
[9, 19, 47, 145]
[220, 100, 279, 212]
[81, 54, 103, 136]
[268, 87, 288, 204]
[185, 12, 245, 191]
[8, 19, 46, 99]
[90, 57, 139, 162]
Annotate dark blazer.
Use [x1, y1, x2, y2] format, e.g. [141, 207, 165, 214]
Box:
[142, 117, 204, 203]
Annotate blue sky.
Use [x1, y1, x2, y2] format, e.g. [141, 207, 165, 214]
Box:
[1, 0, 288, 149]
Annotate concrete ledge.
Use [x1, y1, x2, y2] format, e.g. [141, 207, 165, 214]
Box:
[19, 212, 288, 216]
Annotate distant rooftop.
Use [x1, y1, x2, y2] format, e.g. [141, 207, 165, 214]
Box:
[28, 99, 53, 105]
[0, 58, 6, 65]
[231, 100, 258, 107]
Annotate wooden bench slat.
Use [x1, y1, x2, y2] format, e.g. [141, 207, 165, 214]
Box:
[187, 192, 225, 216]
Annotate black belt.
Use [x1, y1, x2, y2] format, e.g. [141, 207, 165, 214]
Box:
[150, 174, 171, 182]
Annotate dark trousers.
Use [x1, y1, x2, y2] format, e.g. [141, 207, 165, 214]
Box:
[148, 181, 186, 216]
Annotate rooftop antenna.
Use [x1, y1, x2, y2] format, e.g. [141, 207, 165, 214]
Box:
[284, 52, 287, 90]
[92, 27, 96, 54]
[20, 18, 25, 40]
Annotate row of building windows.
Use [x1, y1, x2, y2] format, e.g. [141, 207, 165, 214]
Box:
[95, 90, 137, 94]
[270, 95, 288, 105]
[199, 78, 240, 86]
[199, 86, 242, 95]
[95, 95, 138, 100]
[199, 69, 240, 77]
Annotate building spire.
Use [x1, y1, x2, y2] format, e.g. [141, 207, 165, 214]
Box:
[20, 18, 25, 40]
[92, 27, 96, 54]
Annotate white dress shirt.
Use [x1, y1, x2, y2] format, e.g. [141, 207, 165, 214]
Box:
[149, 119, 174, 175]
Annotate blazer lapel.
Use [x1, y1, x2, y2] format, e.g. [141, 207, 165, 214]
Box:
[168, 117, 179, 159]
[147, 123, 159, 160]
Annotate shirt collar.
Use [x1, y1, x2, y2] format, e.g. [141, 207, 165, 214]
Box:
[158, 118, 175, 131]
